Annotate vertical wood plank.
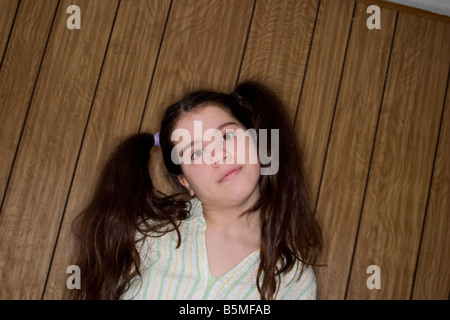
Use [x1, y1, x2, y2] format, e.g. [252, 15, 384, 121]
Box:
[43, 0, 172, 299]
[0, 0, 58, 206]
[0, 0, 119, 299]
[239, 0, 319, 116]
[141, 0, 255, 133]
[294, 0, 354, 208]
[411, 74, 450, 300]
[313, 3, 397, 299]
[346, 14, 450, 300]
[0, 0, 19, 61]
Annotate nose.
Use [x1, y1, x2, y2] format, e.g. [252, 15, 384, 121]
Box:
[211, 143, 231, 167]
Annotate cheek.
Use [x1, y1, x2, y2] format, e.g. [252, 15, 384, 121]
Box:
[180, 164, 209, 190]
[247, 163, 261, 183]
[230, 133, 259, 165]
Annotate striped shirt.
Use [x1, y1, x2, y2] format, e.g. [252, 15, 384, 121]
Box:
[122, 197, 317, 300]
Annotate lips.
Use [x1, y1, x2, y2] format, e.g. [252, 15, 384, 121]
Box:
[218, 166, 242, 183]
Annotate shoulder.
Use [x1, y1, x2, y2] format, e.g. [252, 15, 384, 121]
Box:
[186, 197, 203, 221]
[277, 261, 317, 300]
[134, 197, 203, 255]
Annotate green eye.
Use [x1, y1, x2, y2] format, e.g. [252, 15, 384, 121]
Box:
[191, 149, 204, 160]
[223, 131, 236, 141]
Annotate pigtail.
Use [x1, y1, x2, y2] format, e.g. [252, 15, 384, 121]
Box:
[71, 133, 188, 300]
[233, 81, 322, 300]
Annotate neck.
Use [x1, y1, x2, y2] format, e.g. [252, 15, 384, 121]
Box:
[201, 192, 261, 236]
[204, 205, 259, 229]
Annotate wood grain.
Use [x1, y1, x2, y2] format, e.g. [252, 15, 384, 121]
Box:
[141, 0, 255, 133]
[0, 0, 19, 61]
[411, 74, 450, 300]
[42, 0, 172, 299]
[294, 0, 355, 206]
[239, 0, 319, 116]
[346, 14, 450, 299]
[313, 3, 397, 300]
[0, 0, 58, 207]
[0, 0, 119, 299]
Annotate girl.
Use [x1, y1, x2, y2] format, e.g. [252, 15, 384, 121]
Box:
[72, 81, 322, 300]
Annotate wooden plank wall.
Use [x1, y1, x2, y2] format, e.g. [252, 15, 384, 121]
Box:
[0, 0, 448, 300]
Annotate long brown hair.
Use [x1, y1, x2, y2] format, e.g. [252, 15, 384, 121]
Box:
[71, 81, 322, 300]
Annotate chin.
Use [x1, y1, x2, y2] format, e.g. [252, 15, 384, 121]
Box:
[225, 179, 260, 204]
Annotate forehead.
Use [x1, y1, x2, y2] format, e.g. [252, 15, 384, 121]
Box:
[174, 104, 238, 131]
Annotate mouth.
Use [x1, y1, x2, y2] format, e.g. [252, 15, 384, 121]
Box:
[218, 167, 242, 183]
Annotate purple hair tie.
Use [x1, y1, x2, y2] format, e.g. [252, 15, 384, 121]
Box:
[154, 132, 160, 147]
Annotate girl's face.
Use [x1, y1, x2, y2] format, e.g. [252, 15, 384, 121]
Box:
[173, 105, 261, 209]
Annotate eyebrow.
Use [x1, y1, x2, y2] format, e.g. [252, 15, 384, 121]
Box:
[180, 121, 239, 155]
